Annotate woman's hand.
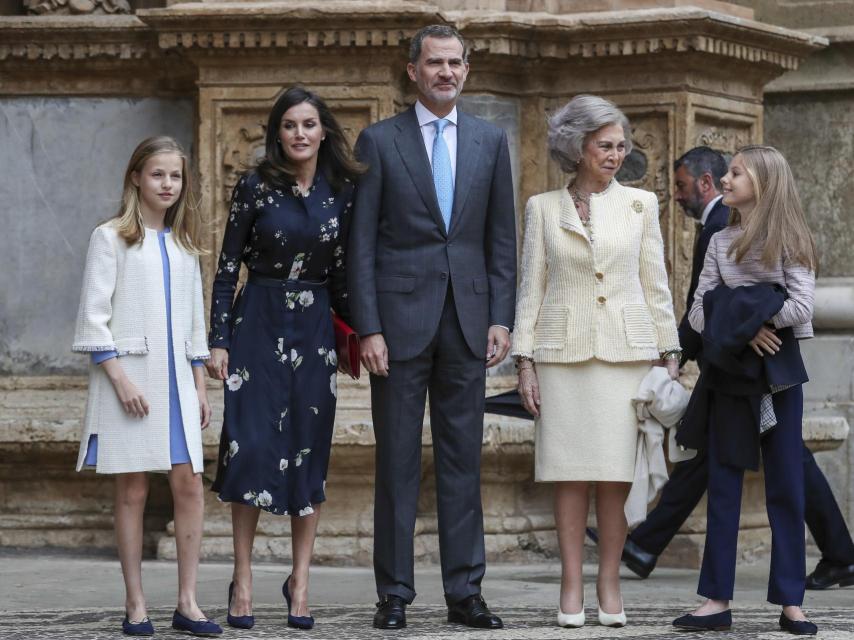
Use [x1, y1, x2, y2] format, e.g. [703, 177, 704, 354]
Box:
[101, 359, 149, 418]
[198, 388, 211, 429]
[665, 358, 680, 380]
[749, 325, 781, 356]
[206, 347, 229, 380]
[518, 367, 541, 417]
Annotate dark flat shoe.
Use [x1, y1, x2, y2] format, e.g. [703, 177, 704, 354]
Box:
[374, 595, 407, 629]
[122, 615, 154, 636]
[226, 581, 255, 629]
[447, 594, 503, 629]
[779, 613, 818, 636]
[171, 609, 223, 636]
[805, 559, 854, 590]
[672, 609, 732, 631]
[283, 574, 315, 629]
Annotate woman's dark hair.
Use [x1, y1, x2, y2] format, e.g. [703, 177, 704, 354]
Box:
[256, 86, 364, 192]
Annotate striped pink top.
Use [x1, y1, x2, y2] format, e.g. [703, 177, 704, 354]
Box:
[688, 225, 815, 338]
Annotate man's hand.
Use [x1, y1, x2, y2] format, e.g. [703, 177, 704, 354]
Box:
[485, 325, 510, 368]
[749, 325, 781, 357]
[361, 333, 389, 377]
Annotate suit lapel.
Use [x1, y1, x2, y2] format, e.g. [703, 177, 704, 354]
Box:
[558, 187, 589, 243]
[448, 112, 481, 237]
[393, 107, 447, 236]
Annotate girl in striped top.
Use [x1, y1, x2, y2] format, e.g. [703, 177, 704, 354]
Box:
[674, 145, 819, 635]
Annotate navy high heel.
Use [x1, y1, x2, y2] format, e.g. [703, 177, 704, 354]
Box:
[122, 614, 154, 636]
[283, 574, 315, 629]
[226, 581, 255, 629]
[171, 609, 223, 636]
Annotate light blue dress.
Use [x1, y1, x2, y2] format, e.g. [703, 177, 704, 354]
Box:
[84, 228, 202, 468]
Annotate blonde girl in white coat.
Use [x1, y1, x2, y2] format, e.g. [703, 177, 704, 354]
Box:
[73, 137, 222, 636]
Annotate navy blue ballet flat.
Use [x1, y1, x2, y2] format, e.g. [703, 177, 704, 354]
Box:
[171, 609, 223, 636]
[122, 614, 154, 636]
[673, 609, 732, 631]
[283, 574, 315, 629]
[226, 581, 255, 629]
[779, 612, 818, 636]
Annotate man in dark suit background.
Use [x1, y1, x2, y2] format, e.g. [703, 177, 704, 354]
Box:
[674, 147, 731, 365]
[597, 147, 854, 593]
[348, 24, 516, 630]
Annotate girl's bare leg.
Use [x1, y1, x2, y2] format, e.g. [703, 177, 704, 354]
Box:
[115, 473, 150, 621]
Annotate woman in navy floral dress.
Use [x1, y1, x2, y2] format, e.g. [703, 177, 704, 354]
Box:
[207, 87, 362, 629]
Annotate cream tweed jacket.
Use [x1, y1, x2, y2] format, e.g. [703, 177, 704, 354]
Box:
[72, 222, 209, 474]
[512, 181, 679, 363]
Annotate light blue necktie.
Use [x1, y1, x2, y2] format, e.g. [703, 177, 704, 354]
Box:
[431, 118, 454, 230]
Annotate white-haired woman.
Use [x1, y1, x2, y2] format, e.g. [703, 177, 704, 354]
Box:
[512, 95, 680, 628]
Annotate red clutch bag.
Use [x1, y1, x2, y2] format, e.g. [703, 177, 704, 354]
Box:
[333, 313, 360, 379]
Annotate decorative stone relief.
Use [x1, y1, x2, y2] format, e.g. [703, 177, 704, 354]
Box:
[24, 0, 130, 15]
[694, 124, 750, 155]
[621, 115, 670, 212]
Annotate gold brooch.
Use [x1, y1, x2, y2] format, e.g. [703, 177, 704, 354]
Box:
[631, 200, 644, 213]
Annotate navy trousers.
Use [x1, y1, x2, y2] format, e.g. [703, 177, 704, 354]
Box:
[698, 385, 806, 605]
[632, 427, 854, 567]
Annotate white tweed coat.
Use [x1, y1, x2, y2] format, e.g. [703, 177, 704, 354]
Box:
[72, 222, 209, 474]
[512, 181, 679, 363]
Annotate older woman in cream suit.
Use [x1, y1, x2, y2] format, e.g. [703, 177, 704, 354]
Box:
[512, 95, 680, 628]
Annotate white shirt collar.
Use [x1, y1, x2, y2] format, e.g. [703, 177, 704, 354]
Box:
[415, 100, 458, 128]
[700, 194, 724, 226]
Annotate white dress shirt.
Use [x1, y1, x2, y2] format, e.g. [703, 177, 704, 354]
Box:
[415, 100, 458, 181]
[700, 194, 723, 226]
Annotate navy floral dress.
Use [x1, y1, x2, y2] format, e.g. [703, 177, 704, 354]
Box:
[210, 170, 352, 516]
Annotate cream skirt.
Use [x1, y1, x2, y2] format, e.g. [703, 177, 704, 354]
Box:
[535, 359, 650, 482]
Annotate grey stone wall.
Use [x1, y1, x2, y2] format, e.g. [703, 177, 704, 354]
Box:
[765, 91, 854, 278]
[0, 97, 193, 375]
[459, 93, 522, 202]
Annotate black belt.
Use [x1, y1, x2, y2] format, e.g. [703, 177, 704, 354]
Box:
[247, 273, 328, 290]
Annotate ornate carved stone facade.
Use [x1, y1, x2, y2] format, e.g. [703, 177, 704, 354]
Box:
[1, 1, 843, 567]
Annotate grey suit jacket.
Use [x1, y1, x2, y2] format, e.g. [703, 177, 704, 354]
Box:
[348, 106, 517, 361]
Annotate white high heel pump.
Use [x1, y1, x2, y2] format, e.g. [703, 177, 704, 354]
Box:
[597, 599, 626, 628]
[557, 598, 585, 628]
[557, 608, 585, 628]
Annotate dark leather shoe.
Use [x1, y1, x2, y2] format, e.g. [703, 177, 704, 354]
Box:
[779, 612, 817, 635]
[805, 559, 854, 590]
[672, 609, 732, 631]
[586, 528, 657, 579]
[447, 595, 503, 629]
[374, 595, 407, 629]
[622, 536, 658, 579]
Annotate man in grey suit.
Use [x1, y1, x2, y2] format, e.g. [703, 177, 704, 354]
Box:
[348, 24, 516, 630]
